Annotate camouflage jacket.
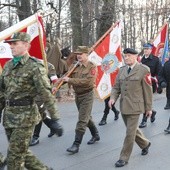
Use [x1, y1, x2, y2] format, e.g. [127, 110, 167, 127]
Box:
[0, 54, 60, 128]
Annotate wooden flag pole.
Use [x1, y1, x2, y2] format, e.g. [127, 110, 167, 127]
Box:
[35, 13, 48, 72]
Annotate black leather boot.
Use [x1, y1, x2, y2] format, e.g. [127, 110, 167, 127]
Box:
[50, 119, 63, 137]
[139, 113, 147, 128]
[164, 119, 170, 133]
[164, 99, 170, 110]
[112, 106, 120, 120]
[150, 110, 156, 123]
[43, 117, 55, 137]
[66, 131, 84, 154]
[99, 113, 108, 126]
[87, 124, 100, 145]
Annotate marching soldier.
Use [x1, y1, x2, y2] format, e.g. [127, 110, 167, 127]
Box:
[139, 43, 162, 128]
[98, 96, 120, 126]
[29, 62, 62, 146]
[158, 48, 170, 133]
[0, 32, 63, 170]
[62, 46, 100, 154]
[109, 48, 152, 167]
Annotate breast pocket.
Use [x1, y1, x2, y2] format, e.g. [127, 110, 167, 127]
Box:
[81, 70, 89, 78]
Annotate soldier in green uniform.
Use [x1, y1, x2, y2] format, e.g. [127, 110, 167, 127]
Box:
[109, 48, 153, 167]
[0, 32, 63, 170]
[62, 46, 100, 154]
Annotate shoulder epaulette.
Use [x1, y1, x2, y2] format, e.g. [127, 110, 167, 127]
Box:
[29, 57, 44, 66]
[140, 63, 150, 71]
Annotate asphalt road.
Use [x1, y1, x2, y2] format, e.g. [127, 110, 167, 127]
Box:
[0, 92, 170, 170]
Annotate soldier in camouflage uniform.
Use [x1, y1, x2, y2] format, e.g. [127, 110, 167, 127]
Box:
[62, 46, 100, 154]
[0, 32, 63, 170]
[29, 62, 62, 146]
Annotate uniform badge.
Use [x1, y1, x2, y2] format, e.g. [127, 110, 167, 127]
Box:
[90, 68, 96, 75]
[144, 73, 152, 85]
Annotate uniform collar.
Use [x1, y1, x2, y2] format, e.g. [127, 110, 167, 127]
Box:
[143, 54, 153, 59]
[12, 53, 30, 67]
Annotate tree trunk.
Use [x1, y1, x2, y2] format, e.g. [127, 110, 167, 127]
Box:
[70, 0, 82, 50]
[15, 0, 32, 21]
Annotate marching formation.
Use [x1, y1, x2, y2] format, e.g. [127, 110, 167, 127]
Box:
[0, 30, 170, 170]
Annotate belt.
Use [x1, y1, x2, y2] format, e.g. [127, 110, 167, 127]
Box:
[76, 89, 93, 95]
[6, 98, 33, 107]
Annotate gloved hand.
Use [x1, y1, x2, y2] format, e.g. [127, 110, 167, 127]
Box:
[157, 86, 163, 94]
[160, 81, 167, 88]
[50, 119, 63, 137]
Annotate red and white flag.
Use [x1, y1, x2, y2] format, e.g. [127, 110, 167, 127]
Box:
[152, 22, 168, 58]
[0, 13, 46, 68]
[89, 22, 123, 100]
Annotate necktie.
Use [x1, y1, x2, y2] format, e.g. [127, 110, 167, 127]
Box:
[127, 67, 131, 74]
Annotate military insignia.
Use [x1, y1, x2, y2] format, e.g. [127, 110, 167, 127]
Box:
[0, 45, 6, 54]
[144, 73, 152, 85]
[90, 68, 96, 75]
[28, 25, 36, 36]
[100, 83, 109, 92]
[111, 34, 119, 44]
[101, 53, 119, 74]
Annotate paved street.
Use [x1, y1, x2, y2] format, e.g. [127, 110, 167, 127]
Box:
[0, 92, 170, 170]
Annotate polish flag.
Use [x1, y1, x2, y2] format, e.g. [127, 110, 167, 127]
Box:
[89, 22, 123, 100]
[0, 13, 46, 69]
[152, 22, 168, 59]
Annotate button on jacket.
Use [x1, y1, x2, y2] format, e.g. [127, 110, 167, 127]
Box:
[111, 62, 152, 115]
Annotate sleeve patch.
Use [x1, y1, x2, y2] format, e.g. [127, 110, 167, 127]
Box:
[90, 68, 96, 76]
[144, 73, 152, 85]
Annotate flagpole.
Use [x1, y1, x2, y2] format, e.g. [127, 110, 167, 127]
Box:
[35, 13, 48, 72]
[0, 16, 37, 42]
[89, 21, 119, 53]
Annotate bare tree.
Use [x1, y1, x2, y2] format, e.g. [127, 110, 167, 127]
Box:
[70, 0, 82, 50]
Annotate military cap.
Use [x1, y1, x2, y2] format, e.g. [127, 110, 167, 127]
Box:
[123, 48, 138, 55]
[143, 43, 153, 49]
[74, 46, 89, 54]
[5, 32, 31, 43]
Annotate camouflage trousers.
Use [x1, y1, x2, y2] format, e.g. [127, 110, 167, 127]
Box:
[5, 127, 49, 170]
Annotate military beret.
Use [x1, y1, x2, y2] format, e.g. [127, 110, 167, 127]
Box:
[123, 48, 138, 55]
[74, 46, 89, 54]
[143, 43, 153, 49]
[5, 32, 31, 43]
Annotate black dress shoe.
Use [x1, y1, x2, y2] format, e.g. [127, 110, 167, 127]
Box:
[115, 160, 127, 167]
[141, 142, 151, 155]
[150, 110, 156, 123]
[29, 137, 39, 146]
[114, 111, 120, 120]
[139, 121, 147, 128]
[98, 119, 107, 126]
